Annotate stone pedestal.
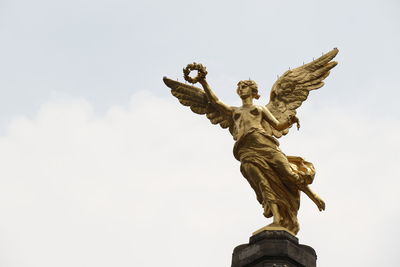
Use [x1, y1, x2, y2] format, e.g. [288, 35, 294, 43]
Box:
[231, 230, 317, 267]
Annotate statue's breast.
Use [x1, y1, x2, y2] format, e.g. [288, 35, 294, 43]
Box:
[233, 112, 241, 121]
[250, 108, 260, 116]
[234, 107, 261, 121]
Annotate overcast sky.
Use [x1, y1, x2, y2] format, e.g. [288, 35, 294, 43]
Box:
[0, 0, 399, 266]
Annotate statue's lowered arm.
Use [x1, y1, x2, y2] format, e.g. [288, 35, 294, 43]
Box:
[261, 106, 299, 131]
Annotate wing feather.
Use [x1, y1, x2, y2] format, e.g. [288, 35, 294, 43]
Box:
[266, 48, 339, 138]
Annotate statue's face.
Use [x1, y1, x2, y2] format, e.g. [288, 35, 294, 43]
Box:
[237, 84, 253, 99]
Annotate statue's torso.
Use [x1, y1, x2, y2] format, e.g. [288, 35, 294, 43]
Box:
[232, 105, 265, 141]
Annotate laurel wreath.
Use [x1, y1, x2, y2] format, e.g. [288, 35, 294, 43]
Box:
[183, 62, 208, 84]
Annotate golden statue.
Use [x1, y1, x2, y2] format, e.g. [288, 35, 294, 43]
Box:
[163, 48, 338, 235]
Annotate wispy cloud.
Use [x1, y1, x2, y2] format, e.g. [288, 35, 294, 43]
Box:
[0, 92, 398, 266]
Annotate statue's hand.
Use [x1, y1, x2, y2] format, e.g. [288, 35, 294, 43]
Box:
[288, 115, 300, 130]
[183, 62, 208, 84]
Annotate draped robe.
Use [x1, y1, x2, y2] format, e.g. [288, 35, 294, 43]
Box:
[233, 128, 315, 234]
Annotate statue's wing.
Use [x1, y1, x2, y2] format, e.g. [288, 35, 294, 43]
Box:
[163, 77, 233, 131]
[265, 48, 339, 138]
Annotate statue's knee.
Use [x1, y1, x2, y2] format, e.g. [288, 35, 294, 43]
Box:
[241, 162, 251, 171]
[241, 162, 258, 177]
[276, 162, 297, 178]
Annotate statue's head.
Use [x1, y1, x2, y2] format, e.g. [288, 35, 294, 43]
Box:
[237, 80, 260, 100]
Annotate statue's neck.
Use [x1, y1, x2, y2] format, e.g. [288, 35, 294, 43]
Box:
[241, 97, 253, 107]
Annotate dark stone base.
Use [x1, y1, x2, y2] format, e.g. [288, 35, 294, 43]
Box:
[231, 230, 317, 267]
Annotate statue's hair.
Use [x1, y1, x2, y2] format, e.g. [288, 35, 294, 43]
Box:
[237, 80, 260, 99]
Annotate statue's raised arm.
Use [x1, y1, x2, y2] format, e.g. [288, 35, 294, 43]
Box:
[163, 63, 234, 132]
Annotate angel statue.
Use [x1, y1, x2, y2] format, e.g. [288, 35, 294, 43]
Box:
[163, 48, 338, 235]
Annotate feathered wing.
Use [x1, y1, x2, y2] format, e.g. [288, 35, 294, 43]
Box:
[163, 77, 233, 131]
[265, 48, 339, 138]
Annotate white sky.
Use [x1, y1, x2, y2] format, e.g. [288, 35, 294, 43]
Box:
[0, 0, 399, 266]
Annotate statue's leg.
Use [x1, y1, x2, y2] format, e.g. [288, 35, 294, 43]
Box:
[240, 165, 264, 204]
[270, 203, 281, 225]
[301, 185, 325, 211]
[260, 182, 281, 224]
[241, 162, 282, 225]
[271, 152, 303, 185]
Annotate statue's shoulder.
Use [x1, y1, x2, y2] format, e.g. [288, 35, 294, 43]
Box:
[232, 106, 240, 112]
[256, 105, 264, 110]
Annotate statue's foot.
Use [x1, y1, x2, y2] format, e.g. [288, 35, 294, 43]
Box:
[263, 209, 273, 218]
[267, 222, 281, 228]
[252, 223, 296, 236]
[314, 195, 325, 211]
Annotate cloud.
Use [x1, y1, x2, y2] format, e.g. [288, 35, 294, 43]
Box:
[0, 92, 398, 266]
